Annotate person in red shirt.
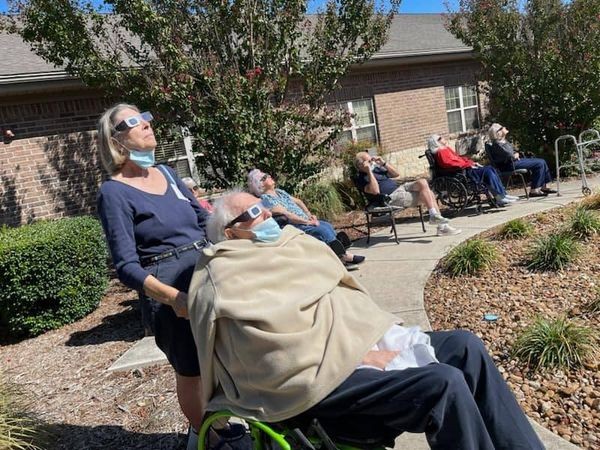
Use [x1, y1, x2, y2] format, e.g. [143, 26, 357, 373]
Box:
[427, 134, 519, 207]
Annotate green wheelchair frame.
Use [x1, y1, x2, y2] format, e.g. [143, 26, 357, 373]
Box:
[198, 411, 387, 450]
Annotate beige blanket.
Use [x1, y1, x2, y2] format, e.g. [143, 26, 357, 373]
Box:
[187, 226, 398, 422]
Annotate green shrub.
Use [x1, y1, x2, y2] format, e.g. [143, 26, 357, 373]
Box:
[498, 218, 533, 239]
[512, 316, 598, 370]
[568, 206, 600, 239]
[443, 239, 498, 277]
[0, 217, 108, 337]
[332, 179, 366, 210]
[526, 233, 580, 271]
[0, 373, 43, 449]
[298, 181, 345, 221]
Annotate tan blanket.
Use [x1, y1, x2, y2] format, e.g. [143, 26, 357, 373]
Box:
[187, 226, 398, 422]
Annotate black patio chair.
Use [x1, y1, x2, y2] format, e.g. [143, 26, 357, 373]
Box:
[353, 183, 426, 246]
[484, 143, 530, 199]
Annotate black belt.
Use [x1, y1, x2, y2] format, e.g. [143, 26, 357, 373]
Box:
[140, 239, 208, 268]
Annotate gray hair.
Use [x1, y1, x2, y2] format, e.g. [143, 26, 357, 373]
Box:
[181, 177, 197, 190]
[97, 103, 139, 175]
[206, 188, 247, 243]
[488, 123, 504, 141]
[427, 134, 442, 153]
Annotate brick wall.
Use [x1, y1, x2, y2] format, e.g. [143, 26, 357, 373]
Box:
[0, 94, 111, 226]
[0, 59, 482, 225]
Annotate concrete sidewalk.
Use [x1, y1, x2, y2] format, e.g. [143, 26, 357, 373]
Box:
[109, 177, 598, 449]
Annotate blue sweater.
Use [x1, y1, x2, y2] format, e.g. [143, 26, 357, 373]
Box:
[97, 165, 209, 291]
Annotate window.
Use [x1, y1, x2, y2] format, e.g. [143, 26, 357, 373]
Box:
[337, 99, 379, 147]
[445, 86, 480, 134]
[154, 127, 200, 180]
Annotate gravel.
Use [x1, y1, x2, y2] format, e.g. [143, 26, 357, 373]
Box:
[425, 205, 600, 449]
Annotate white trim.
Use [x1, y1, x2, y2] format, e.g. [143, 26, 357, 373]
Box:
[445, 85, 479, 134]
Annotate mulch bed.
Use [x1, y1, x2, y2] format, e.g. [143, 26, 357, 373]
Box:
[425, 204, 599, 449]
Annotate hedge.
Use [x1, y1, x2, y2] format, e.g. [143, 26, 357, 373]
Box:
[0, 216, 108, 337]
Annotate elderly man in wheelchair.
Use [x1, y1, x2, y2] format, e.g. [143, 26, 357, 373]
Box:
[186, 191, 543, 450]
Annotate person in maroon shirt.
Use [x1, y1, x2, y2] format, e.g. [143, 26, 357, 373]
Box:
[428, 134, 519, 207]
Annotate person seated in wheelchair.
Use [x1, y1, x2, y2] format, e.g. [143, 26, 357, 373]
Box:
[353, 151, 461, 236]
[427, 134, 519, 207]
[247, 168, 365, 268]
[186, 191, 544, 450]
[488, 123, 557, 197]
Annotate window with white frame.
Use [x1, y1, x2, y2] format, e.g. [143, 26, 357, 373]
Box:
[154, 128, 199, 180]
[337, 99, 379, 147]
[445, 85, 480, 134]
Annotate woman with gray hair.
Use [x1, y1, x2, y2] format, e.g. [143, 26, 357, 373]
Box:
[96, 103, 218, 450]
[247, 168, 365, 268]
[487, 123, 555, 197]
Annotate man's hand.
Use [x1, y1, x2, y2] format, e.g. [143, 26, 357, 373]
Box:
[361, 350, 399, 369]
[309, 215, 320, 226]
[362, 159, 372, 171]
[472, 162, 483, 168]
[171, 291, 189, 319]
[372, 156, 385, 166]
[514, 152, 520, 160]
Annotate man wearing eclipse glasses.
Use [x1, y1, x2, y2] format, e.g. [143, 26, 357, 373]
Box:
[185, 191, 543, 450]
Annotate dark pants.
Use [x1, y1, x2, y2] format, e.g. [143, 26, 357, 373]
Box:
[503, 158, 552, 189]
[298, 330, 544, 450]
[468, 166, 507, 197]
[140, 247, 204, 376]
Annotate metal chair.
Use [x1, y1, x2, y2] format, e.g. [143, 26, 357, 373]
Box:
[484, 143, 529, 199]
[356, 189, 426, 246]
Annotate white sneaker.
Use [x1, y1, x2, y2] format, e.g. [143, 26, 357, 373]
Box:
[429, 213, 449, 225]
[505, 195, 520, 201]
[437, 224, 462, 236]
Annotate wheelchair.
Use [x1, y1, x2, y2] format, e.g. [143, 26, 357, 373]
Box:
[421, 149, 496, 216]
[199, 411, 389, 450]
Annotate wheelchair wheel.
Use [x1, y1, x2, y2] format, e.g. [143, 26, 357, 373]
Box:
[431, 177, 469, 216]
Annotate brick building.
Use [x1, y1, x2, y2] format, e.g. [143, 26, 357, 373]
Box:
[0, 14, 481, 226]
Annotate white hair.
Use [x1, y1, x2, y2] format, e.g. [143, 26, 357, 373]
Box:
[488, 123, 504, 141]
[181, 177, 197, 190]
[207, 188, 247, 243]
[97, 103, 139, 175]
[427, 134, 442, 153]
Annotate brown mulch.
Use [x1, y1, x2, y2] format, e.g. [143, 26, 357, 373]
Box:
[425, 205, 600, 449]
[1, 282, 188, 449]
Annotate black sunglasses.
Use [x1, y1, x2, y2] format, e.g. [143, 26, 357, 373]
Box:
[226, 202, 264, 228]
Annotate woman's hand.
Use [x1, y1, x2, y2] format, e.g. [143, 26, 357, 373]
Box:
[171, 291, 189, 319]
[309, 214, 319, 226]
[361, 350, 399, 369]
[513, 152, 520, 160]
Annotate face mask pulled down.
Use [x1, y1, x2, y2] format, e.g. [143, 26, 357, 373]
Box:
[129, 149, 156, 169]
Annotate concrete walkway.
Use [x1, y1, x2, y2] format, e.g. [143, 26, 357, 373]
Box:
[109, 177, 599, 449]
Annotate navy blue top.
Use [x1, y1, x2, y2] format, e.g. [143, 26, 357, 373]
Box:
[97, 165, 209, 292]
[355, 166, 398, 199]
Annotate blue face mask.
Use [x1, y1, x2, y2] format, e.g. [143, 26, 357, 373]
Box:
[251, 218, 282, 243]
[129, 149, 155, 169]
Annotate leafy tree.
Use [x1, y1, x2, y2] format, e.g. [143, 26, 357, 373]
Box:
[5, 0, 399, 190]
[447, 0, 600, 158]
